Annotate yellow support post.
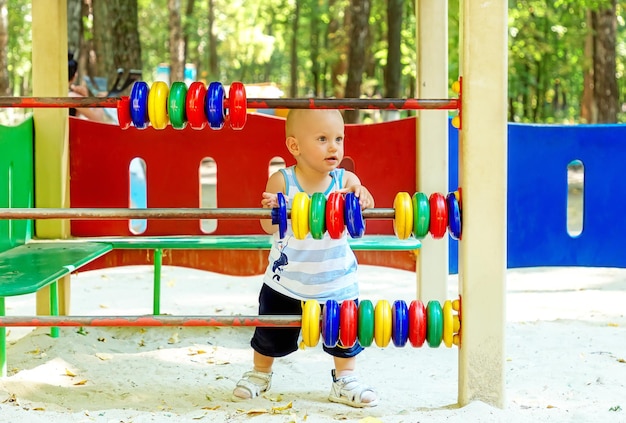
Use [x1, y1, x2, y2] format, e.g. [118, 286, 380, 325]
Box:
[32, 0, 71, 315]
[457, 0, 508, 408]
[416, 0, 449, 304]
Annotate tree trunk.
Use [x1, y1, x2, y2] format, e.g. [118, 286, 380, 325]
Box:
[183, 0, 196, 73]
[344, 0, 371, 123]
[207, 0, 218, 79]
[168, 0, 184, 82]
[581, 10, 595, 123]
[328, 0, 349, 98]
[310, 0, 321, 96]
[289, 0, 301, 97]
[93, 0, 142, 92]
[67, 0, 82, 56]
[0, 0, 9, 96]
[591, 0, 618, 123]
[384, 0, 402, 120]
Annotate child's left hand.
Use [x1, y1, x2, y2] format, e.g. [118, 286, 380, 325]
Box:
[338, 185, 374, 210]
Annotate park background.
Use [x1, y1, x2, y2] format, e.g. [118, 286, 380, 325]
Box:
[0, 0, 624, 125]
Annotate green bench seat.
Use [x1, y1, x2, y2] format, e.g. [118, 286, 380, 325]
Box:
[83, 234, 421, 251]
[0, 242, 112, 297]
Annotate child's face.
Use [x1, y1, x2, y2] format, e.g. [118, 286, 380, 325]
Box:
[289, 110, 345, 173]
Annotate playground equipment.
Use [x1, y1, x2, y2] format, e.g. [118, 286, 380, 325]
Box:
[3, 0, 508, 410]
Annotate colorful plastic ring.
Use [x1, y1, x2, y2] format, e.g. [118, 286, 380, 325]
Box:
[291, 192, 310, 240]
[270, 192, 288, 239]
[116, 96, 132, 130]
[168, 82, 188, 129]
[228, 81, 247, 130]
[344, 192, 365, 238]
[357, 300, 375, 347]
[206, 81, 225, 130]
[309, 192, 327, 240]
[446, 192, 462, 240]
[186, 81, 207, 130]
[393, 192, 413, 240]
[429, 193, 448, 239]
[322, 300, 340, 348]
[302, 300, 321, 348]
[412, 192, 430, 239]
[426, 300, 443, 348]
[339, 300, 358, 348]
[326, 192, 345, 239]
[442, 300, 454, 348]
[408, 300, 427, 348]
[392, 300, 409, 348]
[147, 81, 169, 130]
[129, 81, 149, 129]
[374, 300, 392, 348]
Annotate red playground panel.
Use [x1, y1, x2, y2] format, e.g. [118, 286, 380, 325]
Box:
[69, 113, 418, 273]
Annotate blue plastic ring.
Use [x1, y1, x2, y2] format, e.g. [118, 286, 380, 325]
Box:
[344, 192, 365, 238]
[392, 300, 409, 347]
[270, 193, 288, 239]
[205, 82, 225, 130]
[446, 192, 462, 240]
[130, 81, 149, 129]
[322, 300, 340, 348]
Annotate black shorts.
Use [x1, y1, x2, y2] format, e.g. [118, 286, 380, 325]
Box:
[250, 284, 365, 358]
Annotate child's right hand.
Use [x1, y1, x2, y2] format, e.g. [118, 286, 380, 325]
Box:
[261, 192, 279, 208]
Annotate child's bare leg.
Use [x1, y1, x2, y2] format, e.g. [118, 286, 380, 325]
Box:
[253, 350, 274, 373]
[233, 351, 274, 400]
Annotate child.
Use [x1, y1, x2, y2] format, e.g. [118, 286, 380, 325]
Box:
[232, 109, 378, 408]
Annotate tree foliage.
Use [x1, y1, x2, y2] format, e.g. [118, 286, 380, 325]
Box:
[1, 0, 624, 123]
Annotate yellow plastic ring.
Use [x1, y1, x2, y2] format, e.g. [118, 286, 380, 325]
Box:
[374, 300, 392, 348]
[147, 81, 169, 129]
[291, 192, 310, 240]
[393, 192, 413, 240]
[442, 300, 454, 348]
[302, 300, 321, 347]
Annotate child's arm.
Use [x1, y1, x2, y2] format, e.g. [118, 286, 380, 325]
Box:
[260, 171, 286, 234]
[342, 171, 375, 209]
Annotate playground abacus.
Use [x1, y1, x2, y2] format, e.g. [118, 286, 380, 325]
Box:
[0, 79, 464, 131]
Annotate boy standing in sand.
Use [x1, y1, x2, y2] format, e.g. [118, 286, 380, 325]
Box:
[232, 108, 378, 408]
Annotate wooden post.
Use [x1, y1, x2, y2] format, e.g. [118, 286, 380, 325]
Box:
[416, 0, 449, 303]
[457, 0, 508, 408]
[32, 0, 71, 315]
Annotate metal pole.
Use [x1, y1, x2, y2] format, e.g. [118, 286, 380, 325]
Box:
[0, 315, 303, 327]
[0, 97, 459, 111]
[0, 207, 397, 220]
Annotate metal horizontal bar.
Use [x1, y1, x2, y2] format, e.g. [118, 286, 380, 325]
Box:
[0, 96, 459, 111]
[0, 208, 396, 220]
[0, 315, 302, 327]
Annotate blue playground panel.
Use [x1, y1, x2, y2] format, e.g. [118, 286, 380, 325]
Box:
[448, 122, 626, 274]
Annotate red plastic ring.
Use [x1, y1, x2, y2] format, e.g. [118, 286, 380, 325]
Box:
[339, 300, 358, 348]
[326, 192, 345, 239]
[228, 81, 247, 130]
[408, 299, 426, 347]
[116, 96, 132, 130]
[429, 192, 448, 239]
[186, 81, 207, 130]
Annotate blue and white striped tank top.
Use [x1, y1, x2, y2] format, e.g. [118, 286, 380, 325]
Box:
[262, 166, 359, 301]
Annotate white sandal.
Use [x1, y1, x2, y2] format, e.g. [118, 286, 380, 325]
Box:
[328, 370, 378, 408]
[232, 370, 273, 400]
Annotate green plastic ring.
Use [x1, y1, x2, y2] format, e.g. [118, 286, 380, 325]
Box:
[168, 81, 188, 129]
[309, 192, 327, 240]
[412, 192, 430, 239]
[426, 300, 443, 348]
[357, 300, 375, 347]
